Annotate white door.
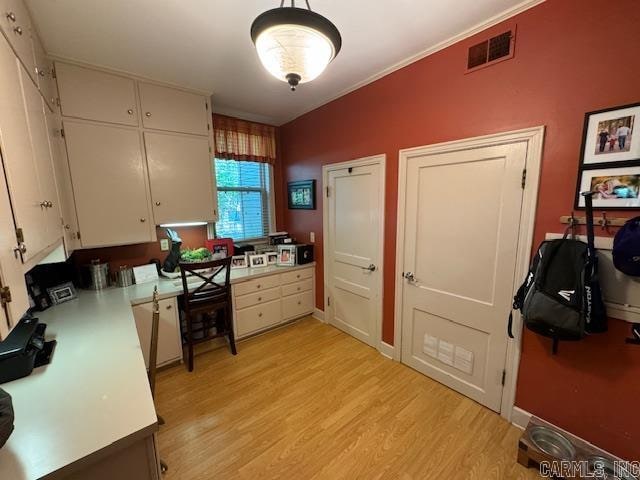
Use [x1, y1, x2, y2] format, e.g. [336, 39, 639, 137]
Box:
[400, 142, 527, 412]
[325, 157, 384, 349]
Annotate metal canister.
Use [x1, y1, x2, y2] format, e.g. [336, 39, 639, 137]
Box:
[113, 266, 135, 288]
[82, 260, 110, 290]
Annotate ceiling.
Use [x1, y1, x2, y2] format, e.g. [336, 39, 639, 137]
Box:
[26, 0, 542, 126]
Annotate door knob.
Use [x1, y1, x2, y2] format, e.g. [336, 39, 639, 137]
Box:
[361, 264, 376, 272]
[403, 271, 416, 283]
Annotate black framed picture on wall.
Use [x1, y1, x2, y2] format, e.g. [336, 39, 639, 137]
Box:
[575, 102, 640, 209]
[288, 180, 316, 210]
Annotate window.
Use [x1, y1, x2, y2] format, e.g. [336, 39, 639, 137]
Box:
[213, 158, 274, 241]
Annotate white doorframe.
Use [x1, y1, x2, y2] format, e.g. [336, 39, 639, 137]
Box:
[393, 127, 544, 421]
[322, 154, 386, 353]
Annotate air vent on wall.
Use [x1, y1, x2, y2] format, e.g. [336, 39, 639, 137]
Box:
[466, 28, 515, 72]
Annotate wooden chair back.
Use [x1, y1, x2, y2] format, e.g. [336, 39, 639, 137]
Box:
[179, 257, 232, 315]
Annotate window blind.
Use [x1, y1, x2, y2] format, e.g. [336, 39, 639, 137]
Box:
[214, 159, 272, 241]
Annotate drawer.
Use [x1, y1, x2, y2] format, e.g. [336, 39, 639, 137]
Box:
[281, 278, 313, 297]
[282, 291, 314, 320]
[281, 268, 313, 285]
[235, 299, 281, 337]
[234, 274, 280, 297]
[234, 286, 280, 310]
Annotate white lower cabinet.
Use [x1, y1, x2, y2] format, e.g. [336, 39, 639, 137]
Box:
[232, 266, 315, 339]
[132, 297, 182, 368]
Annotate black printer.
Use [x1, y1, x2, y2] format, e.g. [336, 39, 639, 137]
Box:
[0, 315, 54, 384]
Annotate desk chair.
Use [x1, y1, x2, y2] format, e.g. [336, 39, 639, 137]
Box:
[179, 257, 236, 372]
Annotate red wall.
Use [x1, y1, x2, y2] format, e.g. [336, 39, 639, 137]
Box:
[279, 0, 640, 460]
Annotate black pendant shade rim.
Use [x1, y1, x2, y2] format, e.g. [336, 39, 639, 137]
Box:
[250, 7, 342, 57]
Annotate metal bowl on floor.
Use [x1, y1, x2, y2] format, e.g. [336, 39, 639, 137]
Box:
[528, 426, 576, 460]
[587, 455, 639, 480]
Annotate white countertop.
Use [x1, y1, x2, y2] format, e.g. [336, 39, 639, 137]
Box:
[0, 262, 314, 479]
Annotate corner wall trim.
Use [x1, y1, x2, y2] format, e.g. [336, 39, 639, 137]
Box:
[312, 308, 325, 322]
[379, 342, 395, 360]
[511, 407, 532, 430]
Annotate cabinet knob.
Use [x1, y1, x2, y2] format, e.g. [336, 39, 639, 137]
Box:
[40, 201, 48, 208]
[258, 297, 262, 301]
[296, 274, 300, 278]
[256, 284, 261, 289]
[155, 201, 161, 206]
[140, 218, 146, 223]
[166, 305, 172, 310]
[64, 224, 71, 230]
[13, 26, 22, 35]
[127, 109, 134, 115]
[297, 287, 300, 291]
[47, 201, 53, 208]
[6, 12, 16, 22]
[145, 112, 151, 117]
[37, 68, 45, 77]
[298, 301, 301, 305]
[258, 312, 262, 317]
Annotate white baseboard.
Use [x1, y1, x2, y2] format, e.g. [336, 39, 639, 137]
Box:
[511, 406, 532, 430]
[379, 341, 395, 360]
[312, 308, 325, 322]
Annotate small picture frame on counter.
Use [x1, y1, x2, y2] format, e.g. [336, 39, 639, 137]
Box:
[277, 245, 296, 266]
[249, 254, 268, 268]
[47, 282, 77, 305]
[231, 255, 248, 269]
[266, 251, 278, 265]
[244, 251, 256, 264]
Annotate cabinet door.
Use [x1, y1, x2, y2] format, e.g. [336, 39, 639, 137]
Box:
[132, 297, 182, 368]
[64, 120, 155, 247]
[0, 0, 36, 81]
[45, 110, 79, 254]
[21, 66, 62, 250]
[0, 163, 30, 340]
[139, 82, 209, 135]
[32, 33, 57, 111]
[145, 132, 217, 225]
[0, 38, 44, 262]
[56, 62, 138, 126]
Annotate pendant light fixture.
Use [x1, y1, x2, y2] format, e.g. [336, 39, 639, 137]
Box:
[251, 0, 342, 91]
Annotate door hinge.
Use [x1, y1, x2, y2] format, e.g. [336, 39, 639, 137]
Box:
[325, 186, 330, 197]
[51, 66, 56, 79]
[77, 231, 81, 240]
[209, 146, 212, 154]
[15, 228, 24, 244]
[521, 168, 527, 189]
[56, 97, 61, 107]
[501, 369, 507, 386]
[0, 286, 11, 306]
[205, 101, 209, 110]
[327, 296, 331, 307]
[207, 123, 210, 131]
[60, 128, 65, 138]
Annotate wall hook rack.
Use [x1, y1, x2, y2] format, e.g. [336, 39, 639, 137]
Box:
[560, 214, 627, 230]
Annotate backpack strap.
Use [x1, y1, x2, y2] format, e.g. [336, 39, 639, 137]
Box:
[583, 191, 596, 258]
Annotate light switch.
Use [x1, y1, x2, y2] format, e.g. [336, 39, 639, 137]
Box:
[437, 340, 454, 366]
[454, 346, 474, 375]
[423, 334, 438, 358]
[160, 239, 169, 251]
[310, 231, 315, 243]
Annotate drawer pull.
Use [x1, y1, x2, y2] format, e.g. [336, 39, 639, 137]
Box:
[258, 297, 262, 301]
[258, 312, 262, 317]
[296, 274, 300, 278]
[256, 284, 261, 289]
[297, 287, 301, 291]
[297, 301, 302, 305]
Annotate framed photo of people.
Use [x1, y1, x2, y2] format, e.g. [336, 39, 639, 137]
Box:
[575, 102, 640, 209]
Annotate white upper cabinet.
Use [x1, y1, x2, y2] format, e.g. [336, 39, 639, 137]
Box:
[45, 109, 79, 255]
[63, 120, 156, 248]
[56, 62, 139, 126]
[0, 0, 36, 82]
[145, 132, 217, 225]
[20, 66, 62, 250]
[31, 32, 57, 111]
[0, 38, 46, 262]
[138, 82, 209, 135]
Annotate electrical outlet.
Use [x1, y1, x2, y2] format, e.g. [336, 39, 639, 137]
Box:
[310, 231, 315, 243]
[160, 239, 169, 251]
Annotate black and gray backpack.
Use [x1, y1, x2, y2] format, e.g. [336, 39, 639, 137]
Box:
[507, 192, 607, 353]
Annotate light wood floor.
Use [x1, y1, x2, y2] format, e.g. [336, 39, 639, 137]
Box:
[156, 317, 540, 480]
